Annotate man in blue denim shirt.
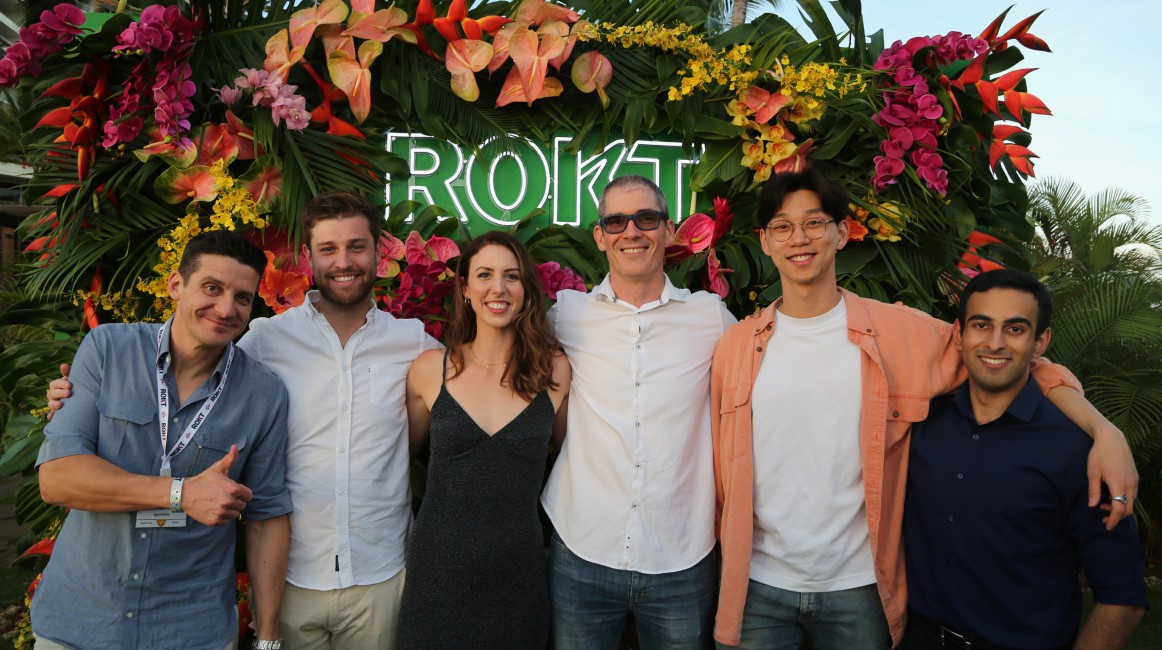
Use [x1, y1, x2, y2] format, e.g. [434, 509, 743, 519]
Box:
[32, 231, 292, 650]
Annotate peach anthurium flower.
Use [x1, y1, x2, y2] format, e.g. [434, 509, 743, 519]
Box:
[318, 24, 355, 59]
[263, 29, 304, 82]
[238, 156, 282, 209]
[571, 50, 612, 108]
[496, 66, 563, 107]
[259, 251, 310, 314]
[328, 40, 383, 124]
[446, 39, 494, 102]
[154, 165, 218, 204]
[289, 0, 349, 51]
[514, 0, 580, 26]
[223, 110, 260, 160]
[537, 20, 571, 69]
[343, 6, 416, 44]
[507, 26, 566, 106]
[743, 85, 793, 125]
[487, 22, 522, 74]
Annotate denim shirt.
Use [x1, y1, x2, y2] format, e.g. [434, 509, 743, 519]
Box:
[31, 322, 291, 650]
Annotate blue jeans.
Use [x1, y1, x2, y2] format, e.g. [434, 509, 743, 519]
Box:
[716, 580, 890, 650]
[549, 531, 716, 649]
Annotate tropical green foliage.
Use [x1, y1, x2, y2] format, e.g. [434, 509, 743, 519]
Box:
[1028, 177, 1162, 544]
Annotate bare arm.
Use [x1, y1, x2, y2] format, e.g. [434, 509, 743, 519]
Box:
[549, 351, 571, 452]
[1047, 386, 1138, 529]
[1074, 603, 1144, 649]
[406, 351, 438, 458]
[39, 445, 253, 526]
[246, 514, 289, 642]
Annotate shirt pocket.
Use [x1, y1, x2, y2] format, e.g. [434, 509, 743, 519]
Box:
[95, 395, 156, 459]
[718, 381, 752, 459]
[886, 394, 930, 447]
[179, 435, 242, 479]
[368, 362, 408, 411]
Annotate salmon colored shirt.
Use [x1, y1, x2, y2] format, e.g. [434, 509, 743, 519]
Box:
[709, 289, 1079, 647]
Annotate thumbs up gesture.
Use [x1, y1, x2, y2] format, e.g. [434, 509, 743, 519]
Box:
[180, 444, 254, 526]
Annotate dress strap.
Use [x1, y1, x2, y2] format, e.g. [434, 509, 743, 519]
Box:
[441, 347, 450, 385]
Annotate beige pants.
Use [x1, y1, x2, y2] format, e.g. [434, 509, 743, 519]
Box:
[280, 570, 405, 650]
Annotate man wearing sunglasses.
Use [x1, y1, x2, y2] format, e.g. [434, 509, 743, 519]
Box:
[709, 168, 1138, 649]
[543, 175, 737, 649]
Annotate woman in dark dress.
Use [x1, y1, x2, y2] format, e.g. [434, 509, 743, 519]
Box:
[399, 231, 571, 649]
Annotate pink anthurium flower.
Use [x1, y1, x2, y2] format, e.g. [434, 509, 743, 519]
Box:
[377, 232, 406, 278]
[289, 0, 349, 51]
[571, 50, 612, 108]
[487, 22, 521, 74]
[508, 26, 566, 106]
[446, 39, 494, 102]
[665, 213, 714, 262]
[154, 165, 218, 204]
[223, 110, 260, 160]
[328, 40, 383, 123]
[404, 231, 459, 277]
[743, 86, 793, 125]
[704, 251, 731, 298]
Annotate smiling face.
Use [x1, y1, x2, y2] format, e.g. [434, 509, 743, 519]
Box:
[955, 287, 1051, 397]
[594, 183, 674, 296]
[463, 243, 525, 331]
[302, 215, 379, 312]
[759, 189, 849, 293]
[167, 254, 259, 352]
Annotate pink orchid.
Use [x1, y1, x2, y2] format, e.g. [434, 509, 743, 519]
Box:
[537, 261, 586, 299]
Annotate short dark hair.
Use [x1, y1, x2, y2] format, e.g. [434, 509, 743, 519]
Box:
[177, 230, 266, 280]
[598, 175, 669, 217]
[757, 168, 850, 228]
[301, 191, 382, 248]
[958, 269, 1053, 336]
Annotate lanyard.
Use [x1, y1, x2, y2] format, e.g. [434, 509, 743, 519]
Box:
[155, 323, 235, 476]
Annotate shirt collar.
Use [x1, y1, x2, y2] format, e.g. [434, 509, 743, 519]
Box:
[306, 289, 380, 323]
[592, 274, 690, 307]
[952, 374, 1044, 424]
[155, 318, 233, 382]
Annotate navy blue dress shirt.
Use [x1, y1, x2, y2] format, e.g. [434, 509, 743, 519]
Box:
[904, 376, 1147, 648]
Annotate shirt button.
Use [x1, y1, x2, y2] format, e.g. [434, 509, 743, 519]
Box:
[126, 612, 134, 618]
[635, 422, 641, 427]
[957, 473, 964, 480]
[947, 516, 955, 523]
[635, 382, 641, 387]
[139, 532, 148, 539]
[972, 434, 980, 440]
[756, 346, 763, 353]
[631, 504, 637, 508]
[635, 464, 641, 469]
[635, 345, 641, 349]
[132, 573, 140, 580]
[892, 411, 900, 418]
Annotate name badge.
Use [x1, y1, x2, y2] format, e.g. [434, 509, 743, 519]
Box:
[135, 509, 188, 528]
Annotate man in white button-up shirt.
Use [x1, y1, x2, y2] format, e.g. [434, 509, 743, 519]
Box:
[543, 175, 737, 649]
[241, 192, 439, 649]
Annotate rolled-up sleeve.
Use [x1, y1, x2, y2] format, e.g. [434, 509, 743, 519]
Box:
[240, 380, 291, 521]
[38, 331, 105, 466]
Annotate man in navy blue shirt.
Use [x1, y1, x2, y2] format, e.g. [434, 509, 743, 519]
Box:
[902, 269, 1147, 649]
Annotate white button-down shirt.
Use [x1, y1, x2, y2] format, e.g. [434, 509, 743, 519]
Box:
[542, 275, 736, 573]
[239, 292, 439, 590]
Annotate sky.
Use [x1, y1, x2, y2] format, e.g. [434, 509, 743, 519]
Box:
[780, 0, 1161, 226]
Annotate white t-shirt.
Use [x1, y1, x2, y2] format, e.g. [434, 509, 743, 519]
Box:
[749, 299, 876, 591]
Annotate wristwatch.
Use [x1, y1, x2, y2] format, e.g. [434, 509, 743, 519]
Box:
[252, 640, 282, 650]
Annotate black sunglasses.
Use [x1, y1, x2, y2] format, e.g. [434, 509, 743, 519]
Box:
[597, 209, 669, 234]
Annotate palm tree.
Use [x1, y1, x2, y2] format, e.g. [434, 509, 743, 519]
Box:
[1027, 177, 1162, 549]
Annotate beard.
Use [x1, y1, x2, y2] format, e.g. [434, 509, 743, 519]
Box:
[315, 272, 375, 309]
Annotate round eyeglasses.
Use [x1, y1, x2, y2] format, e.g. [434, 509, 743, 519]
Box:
[597, 209, 668, 234]
[759, 218, 834, 242]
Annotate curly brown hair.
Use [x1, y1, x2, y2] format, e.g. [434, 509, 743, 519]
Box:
[446, 231, 560, 401]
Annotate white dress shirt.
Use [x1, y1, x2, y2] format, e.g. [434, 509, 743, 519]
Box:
[542, 275, 736, 573]
[239, 291, 440, 590]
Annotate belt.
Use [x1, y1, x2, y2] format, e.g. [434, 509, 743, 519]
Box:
[909, 611, 998, 650]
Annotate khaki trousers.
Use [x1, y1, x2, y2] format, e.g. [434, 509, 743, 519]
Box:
[280, 570, 405, 650]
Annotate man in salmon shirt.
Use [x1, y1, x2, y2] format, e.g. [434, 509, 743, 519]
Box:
[709, 168, 1138, 648]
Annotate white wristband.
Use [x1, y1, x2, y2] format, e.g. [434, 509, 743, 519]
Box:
[169, 477, 184, 512]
